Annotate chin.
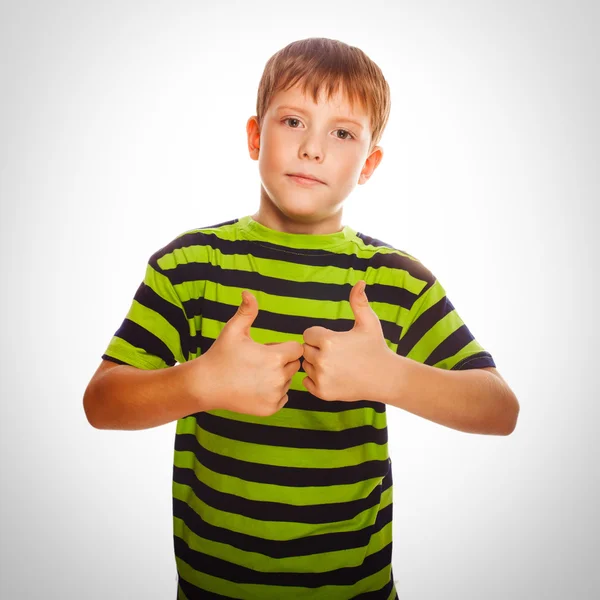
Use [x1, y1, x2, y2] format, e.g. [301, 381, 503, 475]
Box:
[270, 200, 314, 219]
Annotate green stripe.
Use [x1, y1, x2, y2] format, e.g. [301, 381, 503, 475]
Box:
[177, 583, 189, 600]
[174, 452, 393, 507]
[173, 515, 392, 572]
[176, 418, 389, 468]
[127, 299, 183, 359]
[206, 404, 387, 432]
[103, 338, 164, 370]
[176, 554, 393, 599]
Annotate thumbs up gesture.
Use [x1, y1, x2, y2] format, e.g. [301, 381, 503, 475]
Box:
[200, 291, 304, 416]
[301, 281, 393, 402]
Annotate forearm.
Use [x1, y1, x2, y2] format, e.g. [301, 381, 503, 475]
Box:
[84, 359, 207, 431]
[375, 351, 518, 435]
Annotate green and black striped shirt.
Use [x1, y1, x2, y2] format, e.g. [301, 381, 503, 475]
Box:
[102, 214, 496, 599]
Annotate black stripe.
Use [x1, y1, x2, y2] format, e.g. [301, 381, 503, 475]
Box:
[282, 389, 387, 413]
[177, 576, 235, 599]
[175, 432, 392, 489]
[134, 277, 193, 360]
[175, 263, 417, 312]
[188, 387, 386, 416]
[452, 351, 496, 370]
[395, 291, 448, 358]
[173, 462, 392, 527]
[100, 355, 131, 366]
[425, 321, 476, 367]
[173, 535, 393, 589]
[172, 490, 392, 558]
[111, 318, 176, 366]
[177, 559, 395, 600]
[193, 410, 388, 450]
[352, 567, 396, 599]
[396, 291, 497, 369]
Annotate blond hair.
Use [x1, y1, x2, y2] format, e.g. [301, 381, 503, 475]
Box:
[256, 38, 391, 152]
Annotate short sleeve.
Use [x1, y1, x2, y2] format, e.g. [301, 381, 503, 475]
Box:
[102, 248, 191, 370]
[395, 266, 496, 371]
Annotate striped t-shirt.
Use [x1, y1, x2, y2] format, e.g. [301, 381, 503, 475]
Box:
[102, 214, 496, 599]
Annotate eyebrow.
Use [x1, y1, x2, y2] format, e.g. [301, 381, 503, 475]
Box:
[275, 105, 364, 131]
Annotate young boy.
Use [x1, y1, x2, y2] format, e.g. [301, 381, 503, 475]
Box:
[84, 37, 519, 600]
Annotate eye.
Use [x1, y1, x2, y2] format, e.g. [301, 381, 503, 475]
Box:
[282, 118, 355, 141]
[283, 117, 301, 128]
[334, 129, 354, 141]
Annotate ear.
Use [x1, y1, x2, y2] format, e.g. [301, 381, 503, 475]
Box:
[246, 116, 261, 161]
[358, 146, 384, 185]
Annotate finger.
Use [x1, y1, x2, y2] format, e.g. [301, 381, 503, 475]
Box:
[302, 344, 318, 363]
[302, 359, 314, 379]
[276, 394, 289, 410]
[302, 375, 313, 394]
[303, 325, 331, 348]
[283, 360, 301, 380]
[303, 341, 319, 349]
[267, 341, 304, 362]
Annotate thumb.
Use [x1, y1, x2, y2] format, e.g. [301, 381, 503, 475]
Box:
[228, 290, 259, 337]
[350, 281, 378, 329]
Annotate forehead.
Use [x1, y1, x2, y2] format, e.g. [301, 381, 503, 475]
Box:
[270, 81, 368, 120]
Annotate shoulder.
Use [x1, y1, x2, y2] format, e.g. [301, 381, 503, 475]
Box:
[149, 217, 243, 268]
[351, 228, 435, 287]
[352, 228, 420, 264]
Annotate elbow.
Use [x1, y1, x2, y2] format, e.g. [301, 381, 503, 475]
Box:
[83, 385, 103, 429]
[500, 394, 520, 436]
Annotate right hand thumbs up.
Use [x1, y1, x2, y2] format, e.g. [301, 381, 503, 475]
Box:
[199, 290, 305, 416]
[223, 290, 260, 338]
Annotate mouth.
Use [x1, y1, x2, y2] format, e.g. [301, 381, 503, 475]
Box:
[287, 173, 325, 185]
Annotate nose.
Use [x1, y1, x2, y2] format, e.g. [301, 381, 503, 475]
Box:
[302, 150, 320, 160]
[299, 135, 323, 161]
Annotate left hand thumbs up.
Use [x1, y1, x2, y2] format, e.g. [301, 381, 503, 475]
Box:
[301, 280, 392, 402]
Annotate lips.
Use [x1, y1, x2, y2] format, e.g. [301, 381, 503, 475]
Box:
[287, 173, 325, 184]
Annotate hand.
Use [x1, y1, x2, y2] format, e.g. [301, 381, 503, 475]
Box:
[301, 280, 391, 402]
[198, 291, 304, 416]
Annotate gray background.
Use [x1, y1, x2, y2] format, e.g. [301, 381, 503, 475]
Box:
[1, 0, 598, 598]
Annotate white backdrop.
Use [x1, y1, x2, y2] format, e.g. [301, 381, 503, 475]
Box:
[1, 1, 598, 598]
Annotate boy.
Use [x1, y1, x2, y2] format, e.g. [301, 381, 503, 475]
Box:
[84, 37, 519, 599]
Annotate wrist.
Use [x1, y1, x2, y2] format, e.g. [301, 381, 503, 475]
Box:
[372, 348, 405, 405]
[177, 357, 217, 414]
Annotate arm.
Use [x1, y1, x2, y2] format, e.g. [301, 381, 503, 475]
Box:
[374, 351, 520, 436]
[83, 358, 210, 431]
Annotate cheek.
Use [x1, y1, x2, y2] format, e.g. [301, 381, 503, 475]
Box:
[347, 152, 367, 177]
[257, 139, 278, 170]
[260, 131, 287, 165]
[333, 154, 363, 180]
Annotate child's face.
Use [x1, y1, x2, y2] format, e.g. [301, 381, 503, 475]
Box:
[247, 81, 383, 228]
